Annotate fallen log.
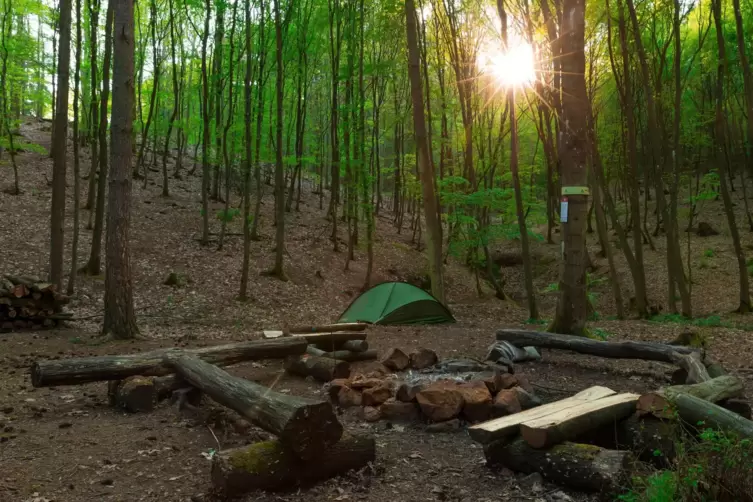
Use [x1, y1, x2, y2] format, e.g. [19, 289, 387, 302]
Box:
[329, 340, 369, 353]
[468, 386, 616, 444]
[582, 415, 678, 468]
[520, 393, 639, 449]
[670, 351, 710, 384]
[211, 433, 375, 495]
[496, 329, 699, 363]
[31, 337, 308, 387]
[285, 354, 351, 382]
[305, 345, 378, 362]
[263, 330, 367, 345]
[669, 392, 753, 439]
[107, 376, 157, 413]
[168, 354, 343, 460]
[637, 375, 744, 419]
[288, 322, 368, 334]
[484, 438, 632, 493]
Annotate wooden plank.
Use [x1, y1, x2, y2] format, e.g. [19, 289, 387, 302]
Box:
[468, 386, 616, 444]
[520, 393, 640, 448]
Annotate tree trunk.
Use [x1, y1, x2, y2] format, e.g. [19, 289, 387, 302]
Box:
[732, 0, 753, 179]
[167, 354, 343, 460]
[199, 1, 211, 245]
[327, 0, 342, 251]
[549, 0, 589, 336]
[211, 434, 375, 496]
[31, 337, 308, 387]
[85, 2, 113, 276]
[134, 0, 160, 182]
[103, 0, 138, 340]
[484, 438, 631, 493]
[84, 0, 99, 214]
[250, 0, 266, 241]
[405, 0, 444, 303]
[238, 0, 253, 301]
[270, 0, 286, 279]
[670, 392, 753, 439]
[49, 0, 72, 289]
[712, 0, 751, 313]
[67, 0, 82, 295]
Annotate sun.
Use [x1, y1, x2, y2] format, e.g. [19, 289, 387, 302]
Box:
[478, 41, 536, 88]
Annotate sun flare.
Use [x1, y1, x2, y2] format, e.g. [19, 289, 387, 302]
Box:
[478, 42, 536, 88]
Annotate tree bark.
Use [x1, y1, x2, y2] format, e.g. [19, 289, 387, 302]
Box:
[271, 0, 286, 279]
[496, 329, 699, 362]
[671, 392, 753, 439]
[49, 0, 72, 289]
[67, 0, 82, 295]
[211, 434, 375, 495]
[484, 438, 631, 493]
[732, 0, 753, 179]
[199, 1, 211, 245]
[31, 337, 308, 387]
[406, 0, 444, 303]
[638, 375, 744, 419]
[239, 0, 255, 300]
[168, 354, 343, 460]
[549, 0, 589, 336]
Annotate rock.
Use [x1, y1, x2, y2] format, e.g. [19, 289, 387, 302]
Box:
[456, 381, 493, 422]
[381, 348, 411, 371]
[513, 386, 542, 410]
[697, 221, 719, 237]
[409, 348, 438, 369]
[349, 377, 384, 390]
[493, 389, 522, 416]
[380, 399, 419, 422]
[362, 385, 392, 407]
[479, 371, 505, 395]
[361, 406, 381, 422]
[396, 383, 424, 402]
[327, 378, 351, 401]
[498, 373, 519, 390]
[426, 418, 461, 433]
[416, 382, 464, 422]
[519, 472, 544, 493]
[513, 375, 534, 393]
[337, 387, 363, 408]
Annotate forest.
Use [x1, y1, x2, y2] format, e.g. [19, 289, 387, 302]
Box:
[3, 0, 753, 500]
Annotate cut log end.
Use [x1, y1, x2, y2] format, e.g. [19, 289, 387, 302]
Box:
[107, 376, 157, 413]
[211, 434, 375, 496]
[284, 402, 345, 460]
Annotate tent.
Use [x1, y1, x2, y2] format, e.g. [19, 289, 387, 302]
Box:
[337, 281, 455, 325]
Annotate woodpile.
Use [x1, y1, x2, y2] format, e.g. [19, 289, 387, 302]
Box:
[0, 275, 72, 332]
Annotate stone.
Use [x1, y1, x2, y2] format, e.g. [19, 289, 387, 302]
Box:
[416, 382, 464, 422]
[379, 399, 419, 422]
[349, 377, 384, 390]
[396, 383, 424, 402]
[498, 373, 519, 390]
[479, 371, 505, 395]
[456, 381, 493, 423]
[327, 378, 351, 401]
[426, 418, 461, 433]
[514, 375, 534, 393]
[409, 348, 438, 370]
[381, 348, 411, 371]
[493, 389, 522, 416]
[513, 386, 542, 410]
[361, 406, 381, 422]
[337, 387, 363, 408]
[519, 472, 544, 493]
[362, 385, 392, 407]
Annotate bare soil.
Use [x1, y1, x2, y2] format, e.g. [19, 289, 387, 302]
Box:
[2, 120, 753, 502]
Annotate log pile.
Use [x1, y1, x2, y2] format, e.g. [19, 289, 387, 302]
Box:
[0, 275, 72, 331]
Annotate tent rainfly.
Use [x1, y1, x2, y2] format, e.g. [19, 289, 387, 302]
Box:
[337, 282, 455, 325]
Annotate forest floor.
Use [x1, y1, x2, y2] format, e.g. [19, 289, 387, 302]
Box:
[2, 119, 753, 502]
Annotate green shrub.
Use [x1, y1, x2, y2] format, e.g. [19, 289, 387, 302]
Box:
[703, 248, 714, 258]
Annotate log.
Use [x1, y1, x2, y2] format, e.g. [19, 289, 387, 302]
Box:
[168, 354, 343, 460]
[638, 375, 744, 419]
[264, 330, 367, 345]
[31, 337, 308, 387]
[580, 415, 678, 468]
[520, 393, 639, 449]
[305, 345, 378, 362]
[211, 433, 375, 495]
[670, 351, 710, 384]
[333, 340, 369, 352]
[484, 438, 632, 493]
[288, 323, 368, 334]
[667, 392, 753, 439]
[285, 354, 351, 382]
[107, 376, 157, 412]
[496, 329, 699, 363]
[468, 386, 616, 444]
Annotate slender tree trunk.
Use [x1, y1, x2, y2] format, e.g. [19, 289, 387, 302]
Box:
[211, 1, 226, 202]
[732, 0, 753, 179]
[84, 0, 99, 213]
[250, 0, 266, 241]
[711, 0, 751, 313]
[135, 0, 160, 183]
[218, 1, 238, 251]
[327, 0, 342, 251]
[49, 0, 72, 289]
[406, 0, 444, 303]
[270, 0, 286, 280]
[161, 0, 180, 197]
[239, 0, 254, 300]
[200, 0, 212, 245]
[67, 0, 82, 295]
[0, 0, 19, 195]
[85, 1, 113, 276]
[104, 0, 138, 339]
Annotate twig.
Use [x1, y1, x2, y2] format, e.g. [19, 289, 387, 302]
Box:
[207, 425, 221, 453]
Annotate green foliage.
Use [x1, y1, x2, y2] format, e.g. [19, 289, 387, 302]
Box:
[703, 248, 714, 258]
[590, 328, 611, 340]
[649, 313, 724, 328]
[216, 207, 240, 223]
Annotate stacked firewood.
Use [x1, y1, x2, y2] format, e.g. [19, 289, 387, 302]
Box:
[0, 275, 72, 332]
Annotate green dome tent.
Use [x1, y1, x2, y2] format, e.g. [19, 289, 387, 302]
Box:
[337, 282, 455, 325]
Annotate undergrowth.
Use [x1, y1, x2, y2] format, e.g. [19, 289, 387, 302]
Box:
[620, 426, 753, 502]
[648, 313, 753, 331]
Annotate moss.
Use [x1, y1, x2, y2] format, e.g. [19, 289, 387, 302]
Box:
[554, 442, 602, 460]
[228, 440, 284, 473]
[670, 329, 708, 348]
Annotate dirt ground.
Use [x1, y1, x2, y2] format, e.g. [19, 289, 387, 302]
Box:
[2, 120, 753, 501]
